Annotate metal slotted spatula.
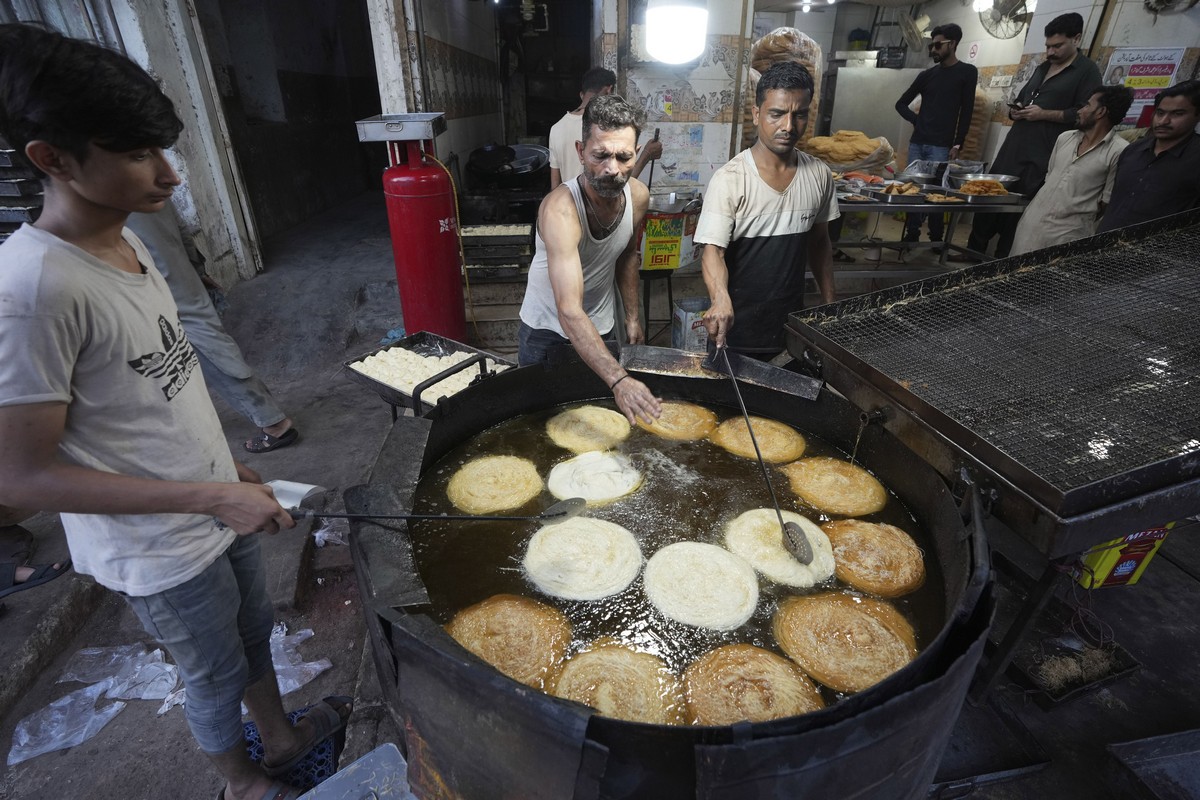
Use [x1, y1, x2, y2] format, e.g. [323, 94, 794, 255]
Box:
[718, 346, 813, 565]
[289, 497, 588, 525]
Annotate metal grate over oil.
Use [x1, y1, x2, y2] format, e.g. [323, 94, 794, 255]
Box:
[409, 399, 946, 710]
[796, 228, 1200, 495]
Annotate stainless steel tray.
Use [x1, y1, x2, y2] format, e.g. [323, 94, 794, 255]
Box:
[343, 331, 514, 414]
[355, 113, 447, 142]
[864, 184, 932, 204]
[947, 190, 1025, 205]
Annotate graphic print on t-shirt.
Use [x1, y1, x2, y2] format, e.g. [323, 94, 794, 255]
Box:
[128, 315, 198, 401]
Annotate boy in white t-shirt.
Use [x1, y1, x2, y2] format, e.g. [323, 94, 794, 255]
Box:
[0, 24, 347, 800]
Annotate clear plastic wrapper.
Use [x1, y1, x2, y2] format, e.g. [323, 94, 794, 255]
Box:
[7, 680, 126, 766]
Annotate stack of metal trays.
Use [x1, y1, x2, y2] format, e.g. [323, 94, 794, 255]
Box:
[461, 223, 535, 280]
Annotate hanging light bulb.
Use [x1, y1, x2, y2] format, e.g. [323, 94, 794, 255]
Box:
[827, 0, 836, 5]
[646, 0, 708, 64]
[801, 2, 811, 10]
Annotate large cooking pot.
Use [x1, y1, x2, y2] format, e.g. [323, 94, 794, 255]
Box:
[348, 355, 992, 800]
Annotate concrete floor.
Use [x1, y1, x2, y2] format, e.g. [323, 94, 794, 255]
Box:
[0, 192, 1196, 799]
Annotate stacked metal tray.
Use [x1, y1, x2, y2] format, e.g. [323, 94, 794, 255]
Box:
[343, 331, 515, 415]
[945, 189, 1025, 204]
[864, 183, 942, 203]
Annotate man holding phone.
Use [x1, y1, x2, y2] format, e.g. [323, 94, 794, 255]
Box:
[956, 13, 1101, 260]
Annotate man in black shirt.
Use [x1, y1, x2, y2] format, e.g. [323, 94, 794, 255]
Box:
[1097, 80, 1200, 233]
[958, 13, 1101, 260]
[895, 23, 977, 245]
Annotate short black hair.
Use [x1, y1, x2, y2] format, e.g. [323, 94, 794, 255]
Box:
[756, 62, 814, 106]
[0, 23, 183, 178]
[581, 67, 617, 95]
[1155, 79, 1200, 113]
[1091, 85, 1134, 123]
[930, 24, 963, 44]
[581, 93, 643, 143]
[1044, 12, 1084, 38]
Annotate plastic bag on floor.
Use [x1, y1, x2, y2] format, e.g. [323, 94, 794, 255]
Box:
[312, 518, 349, 548]
[7, 679, 126, 766]
[271, 623, 332, 697]
[58, 643, 146, 684]
[58, 643, 180, 701]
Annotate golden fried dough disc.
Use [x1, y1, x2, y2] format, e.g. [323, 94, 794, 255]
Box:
[822, 519, 926, 597]
[547, 451, 643, 506]
[445, 594, 571, 690]
[523, 518, 642, 601]
[724, 509, 835, 588]
[773, 593, 917, 694]
[780, 457, 888, 517]
[547, 405, 631, 453]
[709, 416, 806, 463]
[643, 542, 759, 630]
[684, 644, 824, 726]
[550, 640, 685, 725]
[446, 455, 543, 514]
[636, 400, 718, 441]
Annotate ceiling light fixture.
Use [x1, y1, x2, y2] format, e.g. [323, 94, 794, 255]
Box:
[801, 2, 812, 10]
[646, 0, 708, 64]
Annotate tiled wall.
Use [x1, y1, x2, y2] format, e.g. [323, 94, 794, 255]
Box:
[423, 37, 501, 120]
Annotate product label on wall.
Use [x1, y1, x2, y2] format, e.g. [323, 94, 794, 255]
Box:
[1104, 47, 1186, 125]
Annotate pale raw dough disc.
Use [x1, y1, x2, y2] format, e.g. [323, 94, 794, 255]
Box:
[709, 416, 807, 463]
[724, 508, 836, 588]
[822, 519, 926, 597]
[636, 400, 718, 441]
[643, 542, 759, 630]
[684, 643, 824, 725]
[550, 640, 685, 724]
[547, 451, 643, 506]
[547, 405, 631, 453]
[773, 592, 916, 694]
[446, 594, 571, 690]
[446, 455, 543, 514]
[780, 457, 888, 517]
[523, 517, 642, 601]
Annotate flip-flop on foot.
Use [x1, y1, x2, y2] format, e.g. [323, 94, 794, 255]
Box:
[244, 427, 299, 454]
[262, 695, 353, 778]
[0, 560, 72, 599]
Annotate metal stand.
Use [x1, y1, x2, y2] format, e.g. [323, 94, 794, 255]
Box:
[638, 268, 675, 344]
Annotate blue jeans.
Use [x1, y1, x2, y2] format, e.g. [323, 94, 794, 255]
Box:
[517, 322, 616, 367]
[904, 142, 951, 241]
[123, 535, 275, 754]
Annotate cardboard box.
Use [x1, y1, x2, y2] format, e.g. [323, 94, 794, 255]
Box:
[1073, 523, 1174, 589]
[672, 297, 710, 352]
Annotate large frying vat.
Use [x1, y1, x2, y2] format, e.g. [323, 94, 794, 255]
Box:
[348, 356, 992, 799]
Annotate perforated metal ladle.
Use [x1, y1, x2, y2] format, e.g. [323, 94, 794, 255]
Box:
[718, 346, 813, 565]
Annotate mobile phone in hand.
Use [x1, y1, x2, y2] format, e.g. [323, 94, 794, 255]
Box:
[1007, 102, 1025, 110]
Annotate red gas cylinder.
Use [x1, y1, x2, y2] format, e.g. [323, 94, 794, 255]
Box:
[382, 140, 466, 341]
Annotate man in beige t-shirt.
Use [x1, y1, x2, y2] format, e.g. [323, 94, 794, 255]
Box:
[548, 67, 662, 190]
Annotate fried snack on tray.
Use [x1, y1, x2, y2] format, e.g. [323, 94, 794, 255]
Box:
[959, 179, 1008, 196]
[881, 182, 921, 196]
[925, 193, 965, 203]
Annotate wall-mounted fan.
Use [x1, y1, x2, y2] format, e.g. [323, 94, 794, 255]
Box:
[979, 0, 1031, 40]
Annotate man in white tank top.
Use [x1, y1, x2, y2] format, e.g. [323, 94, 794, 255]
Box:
[518, 94, 662, 425]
